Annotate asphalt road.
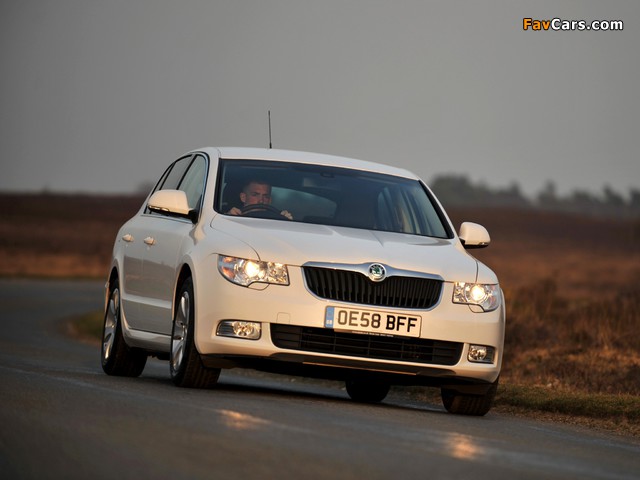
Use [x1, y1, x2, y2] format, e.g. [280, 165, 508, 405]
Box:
[0, 279, 638, 480]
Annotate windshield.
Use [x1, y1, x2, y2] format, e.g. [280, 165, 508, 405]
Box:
[215, 159, 452, 239]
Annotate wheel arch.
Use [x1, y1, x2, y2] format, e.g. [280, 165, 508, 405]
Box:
[108, 266, 119, 285]
[104, 266, 120, 312]
[174, 263, 194, 316]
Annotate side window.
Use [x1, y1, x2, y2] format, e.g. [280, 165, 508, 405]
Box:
[146, 155, 194, 215]
[159, 155, 193, 191]
[178, 155, 207, 211]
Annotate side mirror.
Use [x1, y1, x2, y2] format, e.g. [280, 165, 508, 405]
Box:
[148, 190, 197, 222]
[458, 222, 490, 249]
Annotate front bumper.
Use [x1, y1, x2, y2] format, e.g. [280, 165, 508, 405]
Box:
[193, 260, 505, 386]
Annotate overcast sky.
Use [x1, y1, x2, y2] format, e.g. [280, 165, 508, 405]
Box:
[1, 0, 638, 198]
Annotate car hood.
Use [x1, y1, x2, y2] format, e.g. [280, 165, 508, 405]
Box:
[211, 216, 483, 282]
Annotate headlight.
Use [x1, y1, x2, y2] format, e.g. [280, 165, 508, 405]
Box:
[218, 255, 289, 287]
[452, 282, 500, 312]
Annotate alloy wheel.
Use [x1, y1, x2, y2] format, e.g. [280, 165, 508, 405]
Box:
[171, 290, 190, 373]
[102, 288, 119, 363]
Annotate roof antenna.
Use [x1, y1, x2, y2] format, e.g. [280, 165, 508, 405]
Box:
[268, 110, 273, 149]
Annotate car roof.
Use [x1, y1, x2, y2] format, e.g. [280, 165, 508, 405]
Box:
[191, 147, 419, 180]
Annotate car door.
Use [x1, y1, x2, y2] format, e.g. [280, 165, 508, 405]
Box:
[136, 154, 208, 334]
[118, 159, 182, 331]
[121, 155, 192, 332]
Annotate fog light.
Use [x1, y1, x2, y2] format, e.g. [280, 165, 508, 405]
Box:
[468, 345, 495, 364]
[217, 321, 261, 340]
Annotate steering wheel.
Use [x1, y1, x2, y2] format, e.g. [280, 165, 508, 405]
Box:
[241, 203, 291, 220]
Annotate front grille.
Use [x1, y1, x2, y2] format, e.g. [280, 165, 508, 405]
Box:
[302, 267, 442, 309]
[271, 325, 462, 366]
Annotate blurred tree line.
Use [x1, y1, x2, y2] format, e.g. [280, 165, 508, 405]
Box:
[429, 175, 640, 218]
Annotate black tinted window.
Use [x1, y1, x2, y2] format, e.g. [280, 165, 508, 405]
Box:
[216, 159, 451, 238]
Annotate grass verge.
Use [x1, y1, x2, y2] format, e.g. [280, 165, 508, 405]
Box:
[68, 310, 103, 345]
[494, 384, 640, 438]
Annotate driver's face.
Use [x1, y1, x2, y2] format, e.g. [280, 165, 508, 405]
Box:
[241, 182, 272, 206]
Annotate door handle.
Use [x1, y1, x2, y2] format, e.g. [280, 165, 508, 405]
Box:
[122, 234, 134, 242]
[144, 237, 156, 246]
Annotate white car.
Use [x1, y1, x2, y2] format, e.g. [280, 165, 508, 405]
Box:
[101, 147, 505, 415]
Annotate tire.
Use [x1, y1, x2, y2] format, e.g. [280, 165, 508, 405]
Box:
[441, 378, 499, 416]
[170, 277, 220, 388]
[345, 379, 390, 403]
[101, 278, 147, 377]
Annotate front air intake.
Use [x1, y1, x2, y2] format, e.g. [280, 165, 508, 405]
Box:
[271, 325, 462, 366]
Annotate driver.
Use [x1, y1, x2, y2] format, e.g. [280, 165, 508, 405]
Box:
[228, 180, 293, 220]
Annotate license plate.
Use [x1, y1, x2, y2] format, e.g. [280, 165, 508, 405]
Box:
[325, 306, 422, 338]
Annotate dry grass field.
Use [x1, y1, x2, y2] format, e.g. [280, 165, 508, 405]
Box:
[446, 208, 640, 399]
[2, 194, 639, 409]
[0, 193, 144, 278]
